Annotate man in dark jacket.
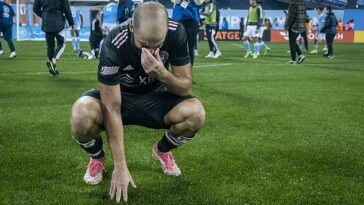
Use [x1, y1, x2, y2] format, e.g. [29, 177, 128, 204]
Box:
[34, 0, 75, 76]
[284, 0, 306, 64]
[320, 6, 338, 59]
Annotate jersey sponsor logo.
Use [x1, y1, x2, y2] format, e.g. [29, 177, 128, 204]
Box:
[120, 74, 156, 87]
[169, 21, 178, 31]
[139, 76, 156, 85]
[122, 65, 135, 71]
[159, 51, 169, 64]
[100, 66, 120, 75]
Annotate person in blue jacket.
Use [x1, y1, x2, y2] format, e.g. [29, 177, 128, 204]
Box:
[171, 0, 204, 66]
[117, 0, 136, 24]
[320, 6, 338, 59]
[0, 0, 16, 58]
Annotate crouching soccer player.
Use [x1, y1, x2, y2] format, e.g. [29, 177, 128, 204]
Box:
[70, 2, 205, 203]
[79, 12, 103, 59]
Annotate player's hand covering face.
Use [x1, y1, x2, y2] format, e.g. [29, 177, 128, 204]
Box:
[141, 48, 168, 80]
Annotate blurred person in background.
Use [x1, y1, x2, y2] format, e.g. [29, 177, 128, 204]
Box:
[239, 17, 245, 40]
[284, 0, 306, 64]
[254, 1, 270, 57]
[0, 0, 16, 58]
[70, 2, 83, 52]
[344, 19, 354, 31]
[201, 0, 221, 58]
[336, 18, 344, 31]
[171, 0, 204, 67]
[321, 6, 338, 59]
[298, 16, 310, 52]
[34, 0, 74, 76]
[116, 0, 136, 24]
[310, 7, 327, 54]
[78, 11, 103, 59]
[241, 0, 262, 59]
[221, 17, 229, 30]
[102, 0, 118, 35]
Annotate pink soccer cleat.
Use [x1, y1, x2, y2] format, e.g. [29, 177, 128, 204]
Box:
[152, 144, 181, 177]
[83, 158, 105, 185]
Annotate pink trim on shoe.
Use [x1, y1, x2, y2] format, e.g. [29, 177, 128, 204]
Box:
[83, 158, 105, 185]
[152, 144, 181, 176]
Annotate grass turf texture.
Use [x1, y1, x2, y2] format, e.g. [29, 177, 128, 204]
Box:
[0, 41, 363, 204]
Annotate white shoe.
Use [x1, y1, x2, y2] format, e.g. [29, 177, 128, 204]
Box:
[253, 54, 258, 59]
[288, 60, 297, 65]
[212, 51, 222, 58]
[9, 51, 16, 58]
[0, 50, 4, 56]
[51, 58, 57, 65]
[83, 158, 105, 185]
[244, 52, 252, 58]
[297, 54, 306, 64]
[194, 50, 198, 57]
[205, 52, 214, 58]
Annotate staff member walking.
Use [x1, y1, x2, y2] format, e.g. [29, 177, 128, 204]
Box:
[321, 6, 338, 59]
[284, 0, 306, 64]
[202, 0, 221, 58]
[34, 0, 74, 76]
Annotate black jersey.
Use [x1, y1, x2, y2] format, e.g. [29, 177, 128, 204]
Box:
[98, 20, 190, 94]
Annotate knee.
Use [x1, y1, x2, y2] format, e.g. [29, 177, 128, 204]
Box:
[70, 97, 102, 140]
[185, 99, 206, 133]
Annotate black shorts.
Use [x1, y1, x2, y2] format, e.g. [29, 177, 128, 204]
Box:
[82, 89, 194, 129]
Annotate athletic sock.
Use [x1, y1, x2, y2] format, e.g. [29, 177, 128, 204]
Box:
[76, 37, 81, 50]
[260, 41, 266, 49]
[157, 131, 179, 152]
[77, 137, 105, 159]
[72, 37, 76, 50]
[157, 130, 197, 152]
[244, 40, 251, 53]
[314, 44, 318, 50]
[256, 42, 261, 55]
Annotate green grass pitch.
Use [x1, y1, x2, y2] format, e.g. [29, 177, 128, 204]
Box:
[0, 41, 364, 204]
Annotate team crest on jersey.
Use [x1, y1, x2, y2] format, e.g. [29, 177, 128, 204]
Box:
[159, 51, 169, 63]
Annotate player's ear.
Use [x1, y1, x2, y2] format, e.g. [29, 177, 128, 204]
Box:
[129, 22, 134, 33]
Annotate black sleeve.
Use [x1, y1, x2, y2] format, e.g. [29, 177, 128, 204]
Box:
[169, 24, 191, 67]
[62, 0, 74, 26]
[33, 0, 42, 17]
[321, 16, 330, 33]
[98, 35, 124, 85]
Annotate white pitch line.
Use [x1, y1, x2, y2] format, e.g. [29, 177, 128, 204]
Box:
[231, 43, 245, 48]
[194, 63, 233, 68]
